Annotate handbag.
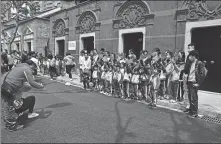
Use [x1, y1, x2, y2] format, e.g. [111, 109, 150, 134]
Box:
[159, 70, 166, 80]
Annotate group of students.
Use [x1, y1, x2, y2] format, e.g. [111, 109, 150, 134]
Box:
[1, 49, 40, 75]
[80, 44, 207, 117]
[34, 52, 75, 81]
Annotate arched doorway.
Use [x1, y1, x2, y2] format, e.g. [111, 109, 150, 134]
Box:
[113, 0, 154, 58]
[76, 11, 101, 54]
[53, 18, 66, 57]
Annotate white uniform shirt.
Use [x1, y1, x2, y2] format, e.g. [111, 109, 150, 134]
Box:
[188, 60, 196, 82]
[82, 57, 91, 70]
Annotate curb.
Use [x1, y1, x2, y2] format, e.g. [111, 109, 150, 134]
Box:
[38, 74, 221, 120]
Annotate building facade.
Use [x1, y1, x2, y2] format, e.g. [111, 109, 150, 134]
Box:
[2, 17, 50, 55]
[1, 1, 73, 55]
[49, 0, 221, 94]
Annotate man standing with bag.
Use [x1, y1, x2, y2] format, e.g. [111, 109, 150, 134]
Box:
[1, 60, 44, 131]
[186, 50, 206, 118]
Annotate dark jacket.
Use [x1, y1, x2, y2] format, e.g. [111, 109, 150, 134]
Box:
[187, 60, 206, 87]
[183, 55, 191, 75]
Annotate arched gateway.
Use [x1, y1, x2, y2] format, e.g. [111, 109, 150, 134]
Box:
[53, 18, 66, 57]
[76, 11, 100, 54]
[113, 0, 154, 58]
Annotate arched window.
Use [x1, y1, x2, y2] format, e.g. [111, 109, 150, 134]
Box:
[113, 0, 154, 29]
[53, 19, 65, 37]
[76, 11, 97, 34]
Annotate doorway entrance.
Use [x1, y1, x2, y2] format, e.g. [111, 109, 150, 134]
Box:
[27, 42, 31, 52]
[123, 32, 143, 58]
[82, 36, 94, 54]
[191, 26, 221, 93]
[16, 43, 19, 51]
[56, 40, 65, 57]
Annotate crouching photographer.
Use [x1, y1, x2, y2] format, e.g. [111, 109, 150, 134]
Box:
[1, 60, 44, 132]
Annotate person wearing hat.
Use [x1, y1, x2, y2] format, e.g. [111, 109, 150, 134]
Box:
[1, 60, 44, 131]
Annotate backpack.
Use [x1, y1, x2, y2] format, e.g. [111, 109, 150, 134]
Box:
[196, 60, 208, 81]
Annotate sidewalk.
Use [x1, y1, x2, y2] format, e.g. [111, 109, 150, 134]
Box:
[39, 72, 221, 119]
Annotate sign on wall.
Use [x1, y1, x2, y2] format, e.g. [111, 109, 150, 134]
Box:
[68, 41, 76, 50]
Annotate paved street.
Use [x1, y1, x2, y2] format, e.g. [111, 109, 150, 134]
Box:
[1, 78, 221, 143]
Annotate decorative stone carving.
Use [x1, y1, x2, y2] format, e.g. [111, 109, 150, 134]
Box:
[114, 1, 123, 8]
[38, 25, 49, 37]
[113, 0, 153, 29]
[182, 0, 221, 21]
[53, 19, 65, 37]
[76, 11, 100, 34]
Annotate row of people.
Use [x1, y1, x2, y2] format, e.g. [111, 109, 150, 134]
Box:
[80, 44, 207, 118]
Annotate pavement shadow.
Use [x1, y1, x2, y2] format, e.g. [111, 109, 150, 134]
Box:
[17, 102, 72, 128]
[114, 101, 136, 143]
[17, 108, 52, 128]
[153, 107, 221, 143]
[45, 102, 72, 109]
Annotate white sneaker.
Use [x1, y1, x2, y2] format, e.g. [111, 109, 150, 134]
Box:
[70, 79, 73, 81]
[65, 82, 71, 86]
[28, 112, 39, 119]
[18, 112, 24, 117]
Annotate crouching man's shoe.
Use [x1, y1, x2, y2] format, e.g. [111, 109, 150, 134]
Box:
[28, 112, 39, 119]
[5, 122, 24, 132]
[183, 109, 190, 113]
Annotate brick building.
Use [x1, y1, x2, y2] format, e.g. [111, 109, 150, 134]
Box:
[1, 1, 69, 55]
[2, 17, 50, 55]
[49, 0, 221, 94]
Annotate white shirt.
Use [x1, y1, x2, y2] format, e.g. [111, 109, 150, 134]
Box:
[188, 60, 196, 82]
[92, 70, 98, 79]
[82, 57, 91, 70]
[64, 55, 75, 65]
[8, 54, 14, 65]
[31, 57, 40, 70]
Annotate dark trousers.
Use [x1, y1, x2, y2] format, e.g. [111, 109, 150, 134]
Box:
[15, 96, 36, 114]
[82, 72, 89, 89]
[49, 66, 57, 78]
[178, 71, 184, 100]
[187, 82, 198, 114]
[8, 64, 13, 70]
[170, 80, 179, 100]
[66, 65, 73, 78]
[112, 79, 120, 96]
